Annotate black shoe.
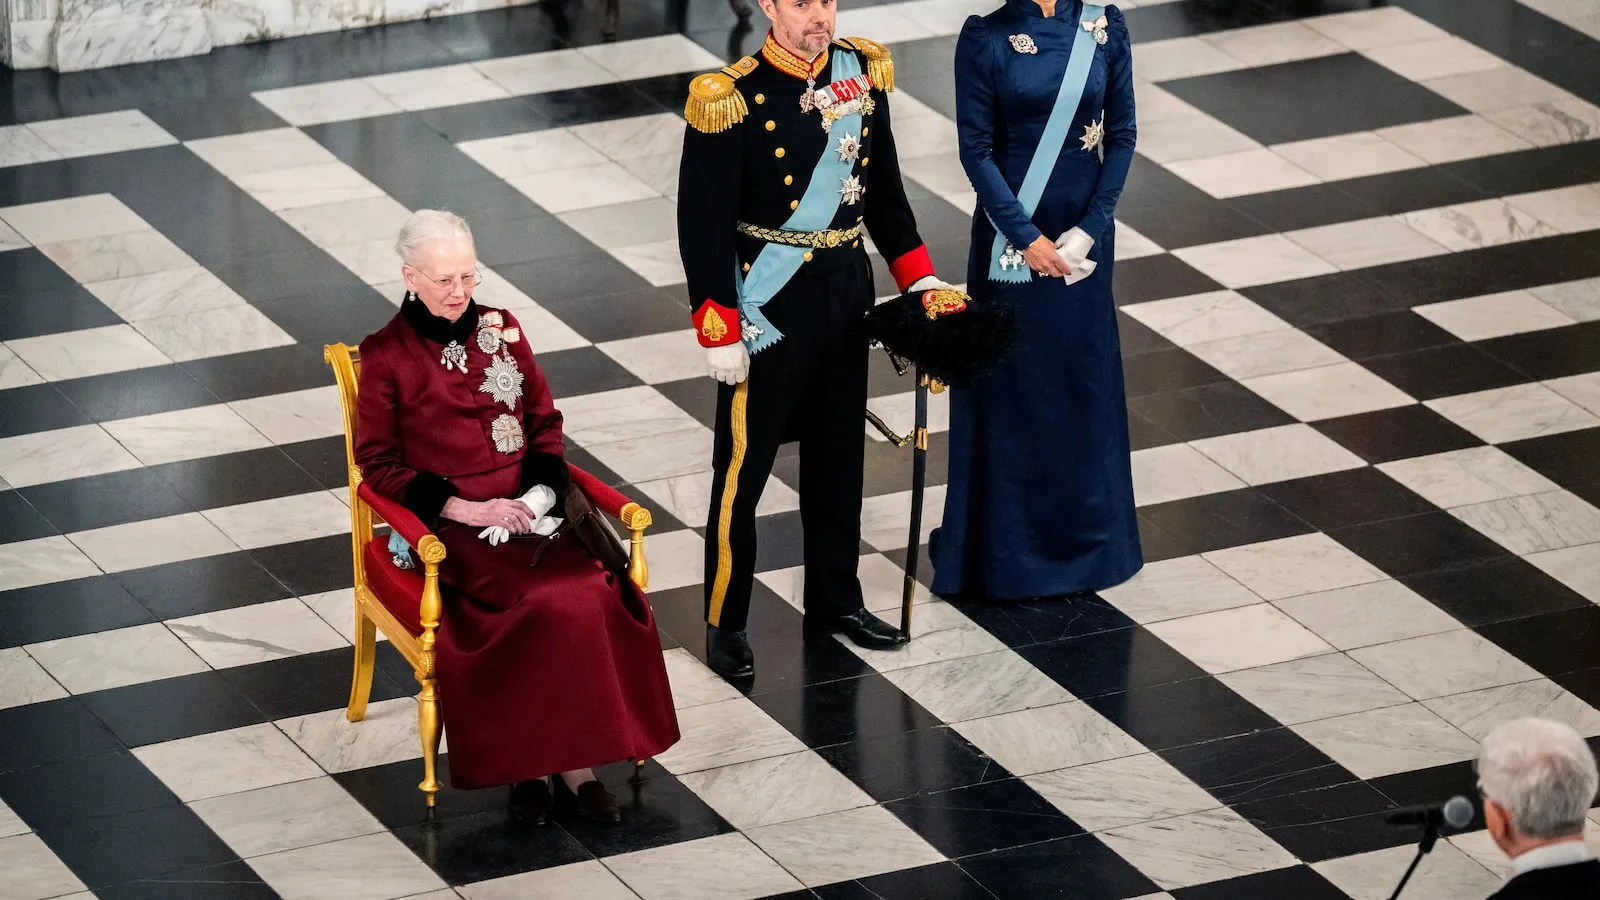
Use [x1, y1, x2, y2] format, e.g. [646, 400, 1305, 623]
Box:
[706, 624, 755, 679]
[555, 777, 621, 824]
[803, 608, 908, 649]
[508, 778, 553, 826]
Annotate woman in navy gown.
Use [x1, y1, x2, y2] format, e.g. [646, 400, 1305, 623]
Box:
[931, 0, 1141, 601]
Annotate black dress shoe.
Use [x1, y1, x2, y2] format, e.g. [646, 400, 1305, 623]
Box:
[555, 778, 621, 824]
[803, 608, 908, 649]
[508, 778, 552, 826]
[706, 624, 755, 678]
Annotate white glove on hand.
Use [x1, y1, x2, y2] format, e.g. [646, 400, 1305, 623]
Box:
[1055, 228, 1097, 285]
[477, 525, 511, 546]
[706, 343, 750, 385]
[518, 484, 557, 520]
[907, 275, 957, 293]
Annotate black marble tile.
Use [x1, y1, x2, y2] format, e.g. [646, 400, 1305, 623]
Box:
[0, 286, 119, 341]
[1228, 182, 1385, 234]
[1329, 511, 1511, 579]
[1020, 626, 1209, 700]
[814, 862, 998, 900]
[0, 750, 179, 829]
[862, 430, 950, 497]
[1128, 381, 1296, 442]
[413, 95, 557, 143]
[1404, 0, 1600, 106]
[476, 215, 598, 269]
[94, 860, 279, 900]
[337, 752, 507, 831]
[1360, 344, 1531, 401]
[0, 490, 55, 543]
[180, 345, 334, 404]
[1133, 513, 1189, 564]
[0, 576, 157, 644]
[1501, 427, 1600, 491]
[1112, 253, 1225, 305]
[1477, 320, 1600, 381]
[279, 436, 352, 491]
[250, 534, 355, 596]
[886, 778, 1083, 858]
[1126, 409, 1179, 451]
[1247, 274, 1415, 330]
[1553, 666, 1600, 710]
[1365, 233, 1600, 309]
[394, 809, 593, 885]
[1115, 312, 1174, 358]
[752, 673, 941, 750]
[0, 382, 91, 438]
[1440, 140, 1600, 199]
[51, 364, 220, 423]
[1367, 758, 1483, 822]
[1304, 312, 1460, 360]
[1121, 348, 1231, 398]
[948, 593, 1133, 649]
[1477, 605, 1600, 679]
[1115, 158, 1270, 251]
[254, 289, 401, 349]
[1312, 405, 1485, 465]
[391, 180, 547, 232]
[524, 80, 673, 128]
[427, 3, 572, 60]
[36, 805, 239, 891]
[140, 97, 285, 141]
[537, 345, 644, 398]
[209, 249, 368, 307]
[1403, 557, 1592, 628]
[80, 671, 269, 748]
[497, 252, 652, 304]
[558, 772, 733, 858]
[1161, 727, 1355, 807]
[0, 698, 121, 774]
[19, 467, 193, 534]
[220, 643, 414, 722]
[1163, 53, 1466, 145]
[750, 509, 807, 573]
[1138, 488, 1315, 558]
[1258, 467, 1436, 531]
[1334, 163, 1489, 218]
[1239, 781, 1410, 863]
[1172, 865, 1353, 900]
[114, 552, 292, 620]
[1086, 676, 1279, 752]
[563, 441, 626, 488]
[539, 286, 692, 344]
[956, 833, 1160, 900]
[818, 726, 1010, 803]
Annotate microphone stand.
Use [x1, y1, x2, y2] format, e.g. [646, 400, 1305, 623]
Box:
[1388, 819, 1443, 900]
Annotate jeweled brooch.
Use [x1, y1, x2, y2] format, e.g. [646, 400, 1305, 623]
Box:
[479, 354, 523, 410]
[1081, 115, 1105, 152]
[490, 414, 524, 453]
[1083, 15, 1109, 45]
[440, 341, 468, 372]
[1009, 34, 1038, 54]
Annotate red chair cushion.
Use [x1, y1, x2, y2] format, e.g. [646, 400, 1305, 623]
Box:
[362, 537, 425, 635]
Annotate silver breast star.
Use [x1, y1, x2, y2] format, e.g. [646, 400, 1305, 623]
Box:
[839, 174, 864, 205]
[1080, 115, 1105, 152]
[836, 131, 861, 164]
[479, 354, 523, 410]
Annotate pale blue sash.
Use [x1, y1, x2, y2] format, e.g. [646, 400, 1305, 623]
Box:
[988, 4, 1105, 283]
[738, 52, 864, 354]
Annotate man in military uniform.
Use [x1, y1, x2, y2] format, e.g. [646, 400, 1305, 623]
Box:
[679, 0, 953, 679]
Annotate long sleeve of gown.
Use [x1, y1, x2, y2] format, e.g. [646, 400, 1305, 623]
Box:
[955, 16, 1044, 252]
[1074, 5, 1136, 245]
[354, 342, 457, 524]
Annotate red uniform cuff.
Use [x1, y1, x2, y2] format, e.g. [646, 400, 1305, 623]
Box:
[888, 245, 935, 293]
[693, 300, 742, 347]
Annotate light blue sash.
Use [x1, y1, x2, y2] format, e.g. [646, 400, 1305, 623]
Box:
[988, 4, 1105, 283]
[738, 52, 864, 354]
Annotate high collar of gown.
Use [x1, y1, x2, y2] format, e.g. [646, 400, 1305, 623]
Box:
[401, 294, 480, 345]
[1008, 0, 1083, 21]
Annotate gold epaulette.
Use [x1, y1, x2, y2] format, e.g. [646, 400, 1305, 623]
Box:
[685, 55, 759, 134]
[837, 36, 894, 91]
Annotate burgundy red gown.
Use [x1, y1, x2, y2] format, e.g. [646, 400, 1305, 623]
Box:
[354, 297, 680, 789]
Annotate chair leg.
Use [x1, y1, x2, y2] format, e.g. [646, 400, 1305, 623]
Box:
[417, 674, 443, 806]
[346, 610, 378, 723]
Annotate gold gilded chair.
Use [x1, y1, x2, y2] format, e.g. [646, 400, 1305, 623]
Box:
[324, 342, 655, 806]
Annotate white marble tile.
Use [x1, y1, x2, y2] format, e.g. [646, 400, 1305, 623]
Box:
[888, 111, 959, 161]
[840, 598, 999, 672]
[654, 698, 807, 775]
[234, 162, 384, 211]
[1424, 66, 1579, 114]
[277, 697, 427, 774]
[638, 528, 705, 593]
[1241, 362, 1415, 422]
[1413, 289, 1577, 341]
[1203, 21, 1346, 66]
[86, 266, 248, 321]
[1526, 543, 1600, 603]
[1269, 131, 1428, 182]
[301, 588, 379, 644]
[365, 63, 511, 111]
[1167, 148, 1322, 199]
[229, 385, 345, 445]
[0, 346, 42, 390]
[1102, 808, 1297, 890]
[1186, 328, 1346, 382]
[860, 484, 946, 552]
[759, 553, 933, 618]
[0, 797, 26, 839]
[834, 3, 939, 41]
[26, 623, 209, 694]
[1425, 680, 1600, 741]
[27, 110, 177, 158]
[1549, 371, 1600, 417]
[278, 195, 413, 247]
[1218, 653, 1412, 726]
[1204, 532, 1387, 602]
[1399, 199, 1559, 252]
[611, 240, 687, 288]
[1149, 604, 1334, 674]
[104, 403, 272, 466]
[67, 510, 239, 573]
[0, 125, 62, 168]
[603, 833, 803, 900]
[168, 598, 348, 669]
[1131, 81, 1200, 124]
[0, 646, 68, 710]
[1294, 703, 1480, 779]
[1536, 276, 1600, 322]
[1304, 7, 1450, 50]
[901, 153, 976, 197]
[1377, 114, 1535, 164]
[38, 228, 197, 283]
[0, 536, 101, 592]
[191, 775, 385, 859]
[248, 832, 447, 900]
[1364, 36, 1507, 81]
[1452, 490, 1600, 555]
[1190, 423, 1367, 487]
[0, 833, 87, 900]
[1171, 234, 1339, 289]
[883, 649, 1075, 724]
[1379, 446, 1560, 509]
[472, 47, 615, 95]
[6, 324, 171, 382]
[1132, 36, 1251, 82]
[642, 470, 797, 530]
[1284, 216, 1452, 271]
[954, 701, 1145, 776]
[1427, 383, 1600, 444]
[660, 648, 740, 711]
[1115, 221, 1166, 260]
[620, 151, 683, 199]
[476, 276, 588, 353]
[324, 238, 407, 285]
[1100, 556, 1262, 624]
[0, 193, 147, 244]
[253, 79, 404, 126]
[136, 303, 299, 363]
[1485, 99, 1600, 147]
[203, 491, 351, 552]
[1352, 630, 1542, 701]
[585, 426, 716, 483]
[508, 162, 660, 213]
[186, 127, 340, 178]
[1449, 820, 1600, 881]
[1507, 182, 1600, 234]
[135, 722, 325, 802]
[1313, 839, 1501, 900]
[570, 112, 688, 163]
[560, 195, 677, 248]
[1120, 290, 1288, 347]
[678, 751, 874, 831]
[1274, 580, 1462, 651]
[745, 805, 945, 888]
[0, 218, 28, 253]
[462, 861, 639, 900]
[1130, 443, 1247, 507]
[1133, 115, 1258, 165]
[0, 424, 142, 489]
[1027, 751, 1219, 832]
[862, 389, 951, 444]
[580, 34, 722, 82]
[456, 127, 607, 178]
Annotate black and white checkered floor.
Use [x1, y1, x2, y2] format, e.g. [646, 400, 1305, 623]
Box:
[3, 0, 1600, 897]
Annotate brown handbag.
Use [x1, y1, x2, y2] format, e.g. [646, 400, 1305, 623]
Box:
[561, 486, 631, 574]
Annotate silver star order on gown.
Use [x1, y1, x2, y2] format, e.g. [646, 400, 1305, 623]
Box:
[479, 354, 524, 410]
[839, 174, 864, 205]
[1081, 115, 1105, 152]
[836, 132, 861, 164]
[490, 414, 524, 453]
[440, 341, 468, 372]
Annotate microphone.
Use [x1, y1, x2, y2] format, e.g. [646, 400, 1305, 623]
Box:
[1386, 796, 1474, 830]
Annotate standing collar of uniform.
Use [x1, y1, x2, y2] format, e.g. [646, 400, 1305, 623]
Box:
[401, 294, 480, 345]
[1512, 839, 1594, 876]
[1008, 0, 1083, 20]
[761, 31, 828, 80]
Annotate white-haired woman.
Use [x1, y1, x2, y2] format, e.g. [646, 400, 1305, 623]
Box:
[354, 210, 680, 826]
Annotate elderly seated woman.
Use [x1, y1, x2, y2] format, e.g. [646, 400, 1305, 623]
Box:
[355, 209, 680, 825]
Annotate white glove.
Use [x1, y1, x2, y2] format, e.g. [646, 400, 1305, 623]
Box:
[518, 484, 557, 520]
[477, 525, 511, 546]
[907, 275, 956, 293]
[532, 515, 562, 536]
[706, 343, 750, 385]
[1055, 228, 1097, 285]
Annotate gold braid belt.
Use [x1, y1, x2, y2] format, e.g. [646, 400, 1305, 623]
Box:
[737, 221, 863, 249]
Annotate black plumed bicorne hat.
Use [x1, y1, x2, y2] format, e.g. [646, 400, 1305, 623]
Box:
[863, 288, 1016, 387]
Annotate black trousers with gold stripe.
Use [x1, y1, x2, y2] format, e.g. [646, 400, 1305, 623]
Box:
[704, 256, 873, 631]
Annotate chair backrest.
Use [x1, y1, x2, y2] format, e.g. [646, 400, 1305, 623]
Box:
[324, 344, 362, 487]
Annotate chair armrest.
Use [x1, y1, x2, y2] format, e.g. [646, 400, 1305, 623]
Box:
[570, 464, 643, 524]
[358, 482, 438, 550]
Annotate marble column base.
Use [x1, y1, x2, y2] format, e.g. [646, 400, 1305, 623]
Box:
[53, 8, 212, 72]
